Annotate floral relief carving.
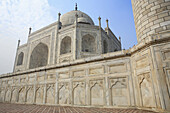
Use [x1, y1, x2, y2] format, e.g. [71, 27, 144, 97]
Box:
[73, 81, 86, 105]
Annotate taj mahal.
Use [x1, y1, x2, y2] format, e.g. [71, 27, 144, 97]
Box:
[0, 0, 170, 112]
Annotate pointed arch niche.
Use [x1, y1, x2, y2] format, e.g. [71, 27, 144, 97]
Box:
[29, 43, 48, 69]
[17, 52, 24, 66]
[60, 36, 71, 55]
[82, 34, 96, 53]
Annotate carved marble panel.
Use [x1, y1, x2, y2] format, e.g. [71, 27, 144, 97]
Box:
[35, 85, 44, 104]
[59, 56, 72, 63]
[11, 88, 18, 102]
[110, 77, 128, 106]
[73, 81, 85, 105]
[37, 76, 45, 82]
[47, 74, 56, 81]
[138, 73, 155, 107]
[5, 89, 11, 102]
[46, 84, 55, 104]
[136, 56, 149, 69]
[90, 80, 104, 105]
[26, 86, 34, 103]
[58, 72, 69, 79]
[89, 67, 104, 75]
[18, 87, 25, 103]
[58, 82, 69, 105]
[73, 70, 85, 77]
[0, 89, 5, 102]
[109, 64, 127, 73]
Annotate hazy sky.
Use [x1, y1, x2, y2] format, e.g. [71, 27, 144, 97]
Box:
[0, 0, 137, 74]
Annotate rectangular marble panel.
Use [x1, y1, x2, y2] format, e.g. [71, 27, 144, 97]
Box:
[110, 77, 128, 106]
[73, 81, 86, 105]
[109, 64, 126, 73]
[47, 74, 56, 81]
[89, 67, 104, 75]
[59, 72, 69, 79]
[136, 56, 149, 69]
[73, 70, 85, 77]
[37, 76, 44, 82]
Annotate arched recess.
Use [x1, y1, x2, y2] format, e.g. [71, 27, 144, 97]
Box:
[18, 87, 25, 103]
[139, 74, 155, 107]
[90, 82, 104, 105]
[103, 40, 108, 54]
[26, 87, 34, 103]
[35, 86, 44, 104]
[11, 89, 18, 102]
[58, 84, 69, 105]
[5, 90, 11, 102]
[0, 90, 5, 102]
[29, 43, 48, 69]
[111, 81, 128, 106]
[73, 83, 85, 105]
[46, 85, 55, 104]
[17, 52, 24, 66]
[60, 36, 71, 55]
[82, 34, 96, 53]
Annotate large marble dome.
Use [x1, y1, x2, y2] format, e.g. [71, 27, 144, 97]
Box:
[60, 10, 94, 26]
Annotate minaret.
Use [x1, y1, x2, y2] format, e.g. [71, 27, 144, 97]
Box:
[17, 39, 20, 48]
[98, 16, 101, 28]
[98, 16, 102, 54]
[55, 12, 61, 64]
[58, 12, 61, 29]
[106, 19, 109, 29]
[28, 27, 32, 36]
[58, 12, 61, 22]
[13, 39, 21, 72]
[75, 3, 78, 11]
[132, 0, 170, 42]
[106, 19, 109, 35]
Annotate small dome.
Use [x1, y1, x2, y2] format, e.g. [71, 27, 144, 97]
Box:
[60, 10, 94, 26]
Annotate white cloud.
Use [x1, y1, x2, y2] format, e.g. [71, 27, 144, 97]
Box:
[0, 0, 55, 74]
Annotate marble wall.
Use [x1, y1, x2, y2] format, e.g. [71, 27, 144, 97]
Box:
[0, 35, 170, 112]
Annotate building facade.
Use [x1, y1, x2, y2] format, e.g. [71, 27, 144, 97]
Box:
[0, 0, 170, 112]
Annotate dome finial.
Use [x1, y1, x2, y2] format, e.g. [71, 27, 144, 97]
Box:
[75, 3, 78, 10]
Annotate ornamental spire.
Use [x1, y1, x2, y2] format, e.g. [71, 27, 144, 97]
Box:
[75, 3, 78, 10]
